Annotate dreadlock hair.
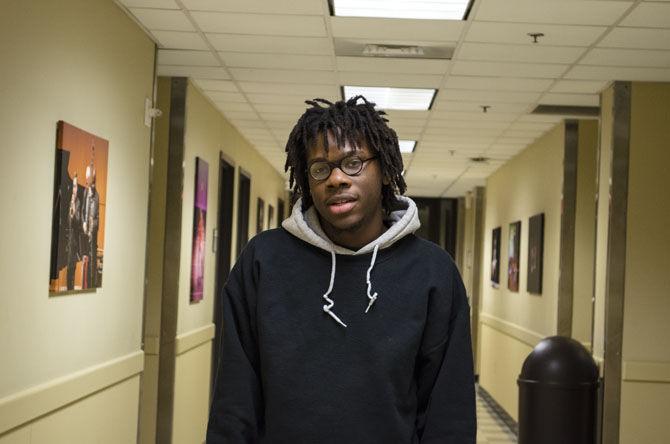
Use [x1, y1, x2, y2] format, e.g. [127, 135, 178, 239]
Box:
[284, 95, 407, 215]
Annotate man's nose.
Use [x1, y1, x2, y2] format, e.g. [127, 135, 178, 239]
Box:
[325, 165, 351, 188]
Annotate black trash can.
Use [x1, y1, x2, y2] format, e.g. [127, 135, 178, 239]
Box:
[517, 336, 599, 444]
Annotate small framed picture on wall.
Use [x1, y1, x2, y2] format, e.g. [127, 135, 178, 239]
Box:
[527, 213, 545, 294]
[491, 227, 501, 287]
[508, 221, 521, 292]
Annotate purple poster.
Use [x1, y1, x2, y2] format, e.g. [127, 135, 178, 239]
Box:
[190, 157, 208, 302]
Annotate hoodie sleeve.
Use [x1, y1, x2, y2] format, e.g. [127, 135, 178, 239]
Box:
[206, 243, 263, 443]
[415, 262, 476, 443]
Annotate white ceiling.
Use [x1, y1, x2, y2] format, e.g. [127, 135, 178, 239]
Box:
[117, 0, 670, 197]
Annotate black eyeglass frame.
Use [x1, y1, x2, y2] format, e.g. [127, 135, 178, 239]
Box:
[307, 155, 379, 181]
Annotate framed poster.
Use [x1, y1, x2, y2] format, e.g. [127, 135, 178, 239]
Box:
[268, 205, 275, 229]
[257, 198, 265, 234]
[49, 121, 108, 294]
[508, 221, 521, 292]
[491, 227, 501, 287]
[190, 157, 208, 303]
[527, 213, 545, 294]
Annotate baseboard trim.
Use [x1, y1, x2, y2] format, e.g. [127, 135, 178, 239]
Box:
[479, 313, 545, 348]
[0, 350, 144, 435]
[623, 361, 670, 383]
[175, 323, 215, 356]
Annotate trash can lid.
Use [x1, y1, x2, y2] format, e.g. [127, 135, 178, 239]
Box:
[519, 336, 598, 384]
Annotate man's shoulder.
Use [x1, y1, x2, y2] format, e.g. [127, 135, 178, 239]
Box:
[404, 234, 455, 262]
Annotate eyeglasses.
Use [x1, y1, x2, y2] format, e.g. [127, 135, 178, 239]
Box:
[308, 155, 378, 181]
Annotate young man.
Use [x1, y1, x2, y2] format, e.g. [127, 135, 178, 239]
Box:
[207, 97, 476, 443]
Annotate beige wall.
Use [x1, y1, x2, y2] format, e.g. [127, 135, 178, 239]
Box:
[0, 0, 154, 440]
[142, 79, 288, 443]
[572, 120, 599, 346]
[478, 123, 565, 418]
[619, 82, 670, 444]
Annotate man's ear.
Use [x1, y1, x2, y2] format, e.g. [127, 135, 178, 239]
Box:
[382, 174, 391, 186]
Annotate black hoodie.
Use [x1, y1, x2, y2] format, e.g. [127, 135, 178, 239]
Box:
[207, 199, 476, 443]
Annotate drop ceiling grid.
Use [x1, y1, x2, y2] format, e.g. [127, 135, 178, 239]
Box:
[117, 0, 670, 193]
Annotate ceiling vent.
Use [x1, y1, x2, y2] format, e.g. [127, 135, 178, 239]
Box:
[334, 39, 454, 59]
[469, 156, 490, 164]
[532, 104, 600, 117]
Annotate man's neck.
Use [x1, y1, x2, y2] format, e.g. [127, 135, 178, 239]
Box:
[319, 215, 386, 251]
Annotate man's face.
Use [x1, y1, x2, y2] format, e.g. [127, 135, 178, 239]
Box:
[306, 131, 384, 241]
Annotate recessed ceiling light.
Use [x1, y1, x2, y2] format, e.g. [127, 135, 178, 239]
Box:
[399, 140, 416, 153]
[332, 0, 472, 20]
[343, 86, 436, 110]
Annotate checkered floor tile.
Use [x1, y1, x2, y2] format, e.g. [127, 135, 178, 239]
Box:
[476, 388, 518, 443]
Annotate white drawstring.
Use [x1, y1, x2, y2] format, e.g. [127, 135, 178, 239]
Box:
[365, 244, 379, 313]
[322, 250, 347, 328]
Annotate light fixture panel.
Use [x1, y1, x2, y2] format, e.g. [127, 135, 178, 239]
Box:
[343, 86, 436, 111]
[332, 0, 471, 20]
[399, 140, 417, 153]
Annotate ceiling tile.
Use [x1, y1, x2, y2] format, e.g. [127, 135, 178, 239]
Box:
[255, 103, 311, 114]
[219, 110, 259, 120]
[516, 114, 563, 123]
[152, 31, 209, 50]
[229, 119, 266, 129]
[474, 0, 632, 26]
[129, 8, 194, 31]
[330, 16, 465, 42]
[204, 91, 247, 103]
[424, 127, 504, 136]
[540, 93, 599, 106]
[444, 76, 553, 92]
[238, 82, 339, 96]
[216, 102, 255, 112]
[451, 61, 567, 79]
[120, 0, 178, 9]
[549, 79, 609, 94]
[598, 28, 670, 50]
[157, 65, 230, 79]
[157, 49, 218, 66]
[336, 57, 449, 74]
[465, 21, 607, 46]
[190, 12, 327, 36]
[385, 110, 431, 121]
[193, 79, 238, 92]
[206, 34, 332, 54]
[432, 101, 531, 113]
[182, 0, 323, 14]
[246, 93, 339, 105]
[437, 89, 541, 103]
[339, 71, 443, 88]
[458, 42, 586, 64]
[580, 48, 670, 67]
[619, 3, 670, 28]
[221, 53, 333, 70]
[429, 112, 518, 122]
[427, 120, 510, 129]
[230, 68, 336, 84]
[565, 65, 670, 81]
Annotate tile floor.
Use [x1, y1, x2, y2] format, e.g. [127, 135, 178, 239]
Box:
[476, 388, 518, 443]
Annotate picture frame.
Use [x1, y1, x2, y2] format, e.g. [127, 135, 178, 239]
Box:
[190, 157, 208, 303]
[491, 227, 501, 287]
[49, 121, 108, 294]
[508, 221, 521, 292]
[527, 213, 545, 294]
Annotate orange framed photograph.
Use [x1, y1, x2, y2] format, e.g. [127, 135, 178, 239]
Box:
[49, 121, 108, 294]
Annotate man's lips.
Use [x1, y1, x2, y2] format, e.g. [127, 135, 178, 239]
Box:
[326, 194, 357, 215]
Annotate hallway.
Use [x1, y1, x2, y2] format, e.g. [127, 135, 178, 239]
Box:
[1, 1, 670, 443]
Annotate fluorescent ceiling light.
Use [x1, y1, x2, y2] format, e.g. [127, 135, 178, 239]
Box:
[332, 0, 471, 20]
[399, 140, 416, 153]
[343, 86, 436, 110]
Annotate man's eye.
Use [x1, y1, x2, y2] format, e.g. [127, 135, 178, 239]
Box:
[343, 157, 362, 170]
[311, 163, 328, 174]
